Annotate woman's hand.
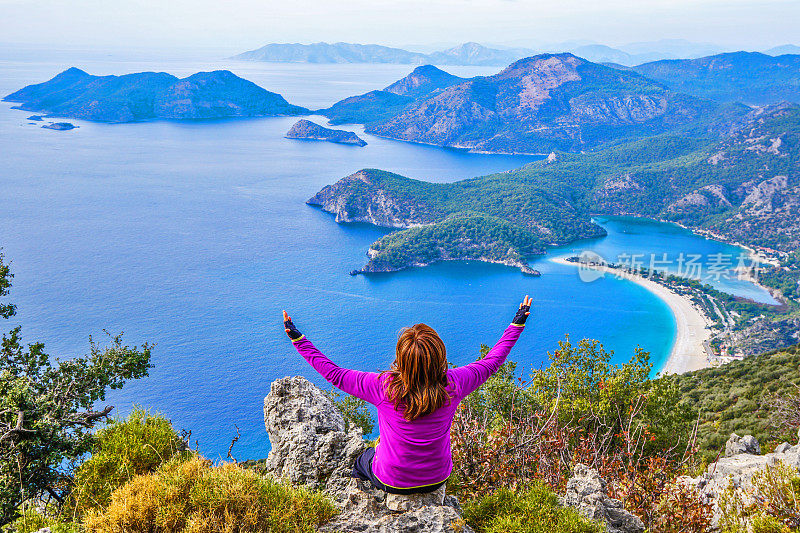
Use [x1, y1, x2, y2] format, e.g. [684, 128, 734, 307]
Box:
[283, 310, 303, 340]
[512, 295, 532, 325]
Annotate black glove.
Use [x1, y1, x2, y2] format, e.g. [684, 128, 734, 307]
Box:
[512, 296, 532, 325]
[283, 311, 303, 340]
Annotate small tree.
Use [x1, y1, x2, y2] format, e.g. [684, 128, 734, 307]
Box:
[0, 253, 153, 525]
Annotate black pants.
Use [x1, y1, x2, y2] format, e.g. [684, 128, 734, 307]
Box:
[351, 447, 446, 495]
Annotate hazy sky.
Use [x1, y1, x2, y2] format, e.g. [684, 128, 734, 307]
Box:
[1, 0, 797, 51]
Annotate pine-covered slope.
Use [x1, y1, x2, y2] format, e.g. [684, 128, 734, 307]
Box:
[321, 53, 720, 154]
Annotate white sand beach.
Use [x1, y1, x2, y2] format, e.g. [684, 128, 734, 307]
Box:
[551, 257, 712, 374]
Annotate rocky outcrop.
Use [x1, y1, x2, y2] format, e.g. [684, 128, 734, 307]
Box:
[725, 432, 761, 456]
[321, 482, 471, 533]
[4, 67, 308, 123]
[686, 432, 800, 524]
[667, 184, 734, 212]
[263, 376, 473, 532]
[286, 119, 367, 146]
[560, 464, 645, 533]
[263, 376, 365, 493]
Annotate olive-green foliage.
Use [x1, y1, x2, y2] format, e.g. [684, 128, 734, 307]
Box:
[325, 387, 375, 434]
[7, 504, 81, 533]
[459, 345, 532, 424]
[718, 461, 800, 533]
[84, 456, 337, 533]
[530, 337, 695, 453]
[368, 213, 546, 270]
[462, 483, 605, 533]
[673, 344, 800, 459]
[67, 408, 188, 518]
[0, 254, 152, 525]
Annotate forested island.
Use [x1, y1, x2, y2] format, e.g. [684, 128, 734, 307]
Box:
[3, 67, 308, 122]
[286, 119, 367, 146]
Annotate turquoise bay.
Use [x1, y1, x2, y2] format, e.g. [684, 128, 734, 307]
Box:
[0, 48, 772, 459]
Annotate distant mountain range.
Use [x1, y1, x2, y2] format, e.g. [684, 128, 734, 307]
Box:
[764, 44, 800, 56]
[319, 53, 722, 154]
[8, 49, 800, 137]
[631, 52, 800, 105]
[232, 42, 429, 64]
[232, 40, 800, 67]
[3, 67, 307, 122]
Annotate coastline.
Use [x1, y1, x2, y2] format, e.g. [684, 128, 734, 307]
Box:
[551, 256, 712, 375]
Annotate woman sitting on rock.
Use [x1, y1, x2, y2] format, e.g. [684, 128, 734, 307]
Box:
[281, 295, 530, 495]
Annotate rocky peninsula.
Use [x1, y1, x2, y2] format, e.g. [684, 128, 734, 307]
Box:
[286, 119, 367, 146]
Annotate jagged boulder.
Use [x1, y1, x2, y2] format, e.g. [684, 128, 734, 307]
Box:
[263, 376, 473, 532]
[263, 376, 366, 492]
[560, 464, 644, 533]
[725, 432, 761, 457]
[686, 433, 800, 525]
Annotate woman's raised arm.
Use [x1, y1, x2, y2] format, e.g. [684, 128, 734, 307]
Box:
[282, 310, 384, 405]
[449, 295, 531, 398]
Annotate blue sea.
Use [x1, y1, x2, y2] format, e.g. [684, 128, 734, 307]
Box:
[0, 46, 775, 459]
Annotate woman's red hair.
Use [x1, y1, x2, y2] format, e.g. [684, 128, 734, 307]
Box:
[383, 323, 450, 421]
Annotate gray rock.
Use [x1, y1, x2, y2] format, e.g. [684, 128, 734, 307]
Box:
[385, 484, 446, 512]
[688, 434, 800, 525]
[776, 442, 792, 454]
[263, 376, 473, 532]
[560, 464, 644, 533]
[725, 433, 761, 457]
[263, 376, 366, 490]
[320, 480, 471, 533]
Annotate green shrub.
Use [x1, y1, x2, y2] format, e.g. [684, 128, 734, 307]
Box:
[462, 483, 605, 533]
[750, 514, 790, 533]
[83, 456, 337, 533]
[7, 504, 80, 533]
[66, 407, 188, 518]
[673, 345, 800, 460]
[325, 387, 374, 434]
[718, 461, 800, 532]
